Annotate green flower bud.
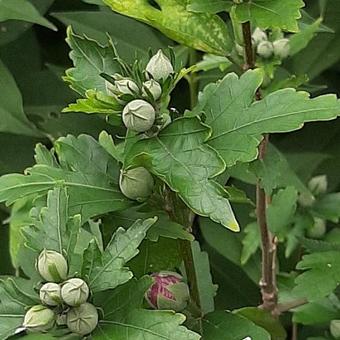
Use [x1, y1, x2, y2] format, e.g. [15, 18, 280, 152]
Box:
[257, 41, 274, 58]
[40, 283, 62, 306]
[122, 99, 156, 132]
[67, 303, 98, 336]
[308, 175, 327, 196]
[252, 28, 267, 46]
[23, 305, 55, 332]
[37, 249, 68, 283]
[331, 320, 340, 339]
[235, 43, 244, 56]
[61, 278, 89, 307]
[307, 218, 326, 239]
[142, 80, 162, 100]
[146, 50, 174, 81]
[119, 167, 154, 202]
[273, 38, 290, 59]
[114, 78, 139, 96]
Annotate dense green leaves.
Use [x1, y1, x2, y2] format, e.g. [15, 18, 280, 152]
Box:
[233, 0, 304, 32]
[82, 218, 157, 292]
[0, 0, 56, 30]
[203, 311, 271, 339]
[103, 0, 233, 55]
[125, 117, 239, 231]
[192, 69, 340, 167]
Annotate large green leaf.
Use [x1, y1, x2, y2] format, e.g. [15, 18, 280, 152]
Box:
[125, 117, 239, 231]
[103, 0, 232, 55]
[294, 251, 340, 301]
[96, 309, 200, 339]
[192, 69, 340, 167]
[0, 59, 42, 137]
[53, 9, 171, 62]
[233, 0, 304, 32]
[82, 218, 156, 292]
[0, 0, 56, 30]
[203, 311, 271, 339]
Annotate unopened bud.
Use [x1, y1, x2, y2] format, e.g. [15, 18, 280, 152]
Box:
[142, 80, 162, 100]
[273, 38, 290, 59]
[145, 271, 190, 312]
[257, 41, 274, 58]
[114, 79, 139, 96]
[252, 28, 267, 46]
[307, 218, 326, 239]
[61, 278, 89, 307]
[331, 320, 340, 339]
[40, 283, 62, 306]
[23, 305, 55, 332]
[122, 99, 156, 132]
[37, 249, 68, 283]
[308, 175, 327, 196]
[146, 50, 174, 81]
[67, 303, 98, 336]
[119, 167, 154, 202]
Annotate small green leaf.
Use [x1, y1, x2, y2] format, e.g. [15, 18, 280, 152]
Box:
[0, 0, 56, 30]
[125, 117, 239, 231]
[203, 310, 271, 339]
[95, 309, 200, 339]
[103, 0, 233, 55]
[82, 218, 157, 292]
[312, 193, 340, 223]
[233, 0, 305, 32]
[241, 222, 260, 265]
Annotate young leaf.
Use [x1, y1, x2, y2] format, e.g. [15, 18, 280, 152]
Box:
[203, 311, 270, 339]
[267, 186, 298, 235]
[125, 117, 239, 231]
[294, 251, 340, 301]
[82, 218, 157, 292]
[191, 241, 215, 315]
[103, 0, 233, 55]
[0, 0, 56, 30]
[64, 26, 119, 96]
[95, 309, 200, 339]
[233, 0, 305, 32]
[241, 222, 261, 265]
[192, 69, 340, 167]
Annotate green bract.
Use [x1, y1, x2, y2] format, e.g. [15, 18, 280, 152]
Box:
[37, 249, 68, 283]
[273, 38, 290, 59]
[40, 283, 62, 306]
[119, 167, 154, 202]
[122, 99, 156, 132]
[61, 278, 89, 306]
[146, 50, 174, 81]
[142, 80, 162, 100]
[23, 305, 55, 332]
[66, 302, 98, 336]
[257, 40, 274, 58]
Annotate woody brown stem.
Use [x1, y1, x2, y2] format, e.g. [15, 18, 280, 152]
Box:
[242, 22, 278, 314]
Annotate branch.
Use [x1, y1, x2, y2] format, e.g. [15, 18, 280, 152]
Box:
[242, 22, 278, 314]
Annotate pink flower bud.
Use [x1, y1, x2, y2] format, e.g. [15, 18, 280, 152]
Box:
[145, 271, 190, 312]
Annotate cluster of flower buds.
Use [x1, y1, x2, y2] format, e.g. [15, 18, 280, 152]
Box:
[106, 50, 174, 134]
[252, 28, 290, 60]
[145, 271, 190, 312]
[23, 249, 98, 336]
